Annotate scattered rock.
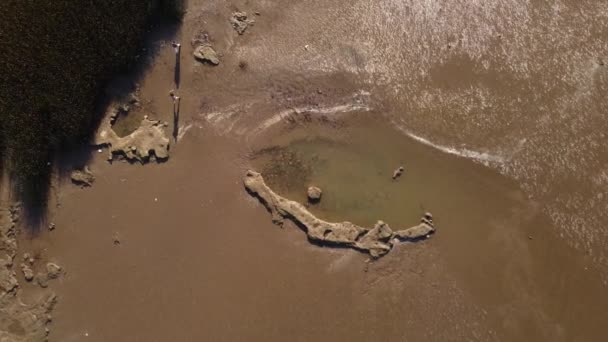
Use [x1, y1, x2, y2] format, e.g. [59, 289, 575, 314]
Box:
[193, 45, 220, 65]
[70, 166, 95, 187]
[392, 166, 405, 180]
[423, 212, 433, 225]
[1, 206, 19, 292]
[119, 103, 130, 113]
[22, 252, 32, 264]
[392, 218, 436, 241]
[46, 263, 62, 279]
[307, 186, 322, 203]
[1, 206, 18, 260]
[0, 266, 18, 294]
[48, 222, 56, 231]
[128, 93, 140, 104]
[231, 11, 255, 35]
[0, 285, 55, 342]
[20, 263, 34, 282]
[35, 272, 49, 288]
[191, 30, 211, 47]
[244, 170, 435, 258]
[2, 256, 12, 268]
[113, 232, 121, 245]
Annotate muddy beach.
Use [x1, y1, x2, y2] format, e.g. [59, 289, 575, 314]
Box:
[3, 0, 608, 341]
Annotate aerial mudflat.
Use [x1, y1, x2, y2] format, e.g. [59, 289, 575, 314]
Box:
[1, 0, 607, 341]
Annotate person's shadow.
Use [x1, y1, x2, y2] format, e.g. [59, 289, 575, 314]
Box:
[174, 49, 181, 89]
[173, 98, 180, 141]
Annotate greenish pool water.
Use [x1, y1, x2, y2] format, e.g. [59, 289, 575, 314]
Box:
[250, 120, 491, 232]
[249, 117, 608, 342]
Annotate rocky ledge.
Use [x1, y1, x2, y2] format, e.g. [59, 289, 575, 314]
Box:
[70, 166, 95, 187]
[193, 45, 220, 65]
[0, 204, 56, 342]
[243, 170, 435, 258]
[95, 106, 170, 163]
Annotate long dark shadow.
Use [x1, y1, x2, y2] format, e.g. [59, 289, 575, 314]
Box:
[8, 2, 181, 233]
[174, 49, 181, 88]
[173, 98, 180, 141]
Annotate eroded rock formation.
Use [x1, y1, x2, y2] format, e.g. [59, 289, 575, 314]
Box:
[193, 45, 220, 65]
[95, 106, 170, 163]
[243, 170, 435, 258]
[70, 166, 95, 187]
[0, 204, 56, 341]
[392, 166, 405, 180]
[230, 12, 254, 35]
[307, 186, 322, 203]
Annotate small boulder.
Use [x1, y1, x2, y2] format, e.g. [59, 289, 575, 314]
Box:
[0, 267, 18, 292]
[21, 263, 34, 282]
[421, 212, 434, 226]
[193, 45, 220, 65]
[71, 166, 95, 187]
[307, 186, 322, 203]
[46, 263, 62, 279]
[129, 93, 140, 104]
[113, 232, 121, 245]
[35, 273, 49, 288]
[23, 252, 34, 265]
[392, 166, 405, 180]
[231, 12, 255, 35]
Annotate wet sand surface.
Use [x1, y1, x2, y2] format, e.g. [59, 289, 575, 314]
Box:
[14, 0, 608, 341]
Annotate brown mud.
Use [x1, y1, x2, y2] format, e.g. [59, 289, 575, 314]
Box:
[35, 112, 608, 342]
[4, 0, 608, 341]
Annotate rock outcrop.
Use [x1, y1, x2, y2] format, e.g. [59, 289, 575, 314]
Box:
[20, 263, 34, 282]
[307, 186, 322, 203]
[193, 45, 220, 65]
[0, 204, 56, 342]
[392, 166, 404, 180]
[243, 170, 435, 258]
[230, 12, 254, 35]
[70, 166, 95, 187]
[96, 109, 170, 163]
[45, 263, 62, 280]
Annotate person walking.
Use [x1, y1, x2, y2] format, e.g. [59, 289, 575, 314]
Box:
[171, 41, 181, 54]
[169, 90, 180, 103]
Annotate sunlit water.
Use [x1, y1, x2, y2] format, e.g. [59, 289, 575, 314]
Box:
[248, 117, 608, 341]
[195, 0, 608, 274]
